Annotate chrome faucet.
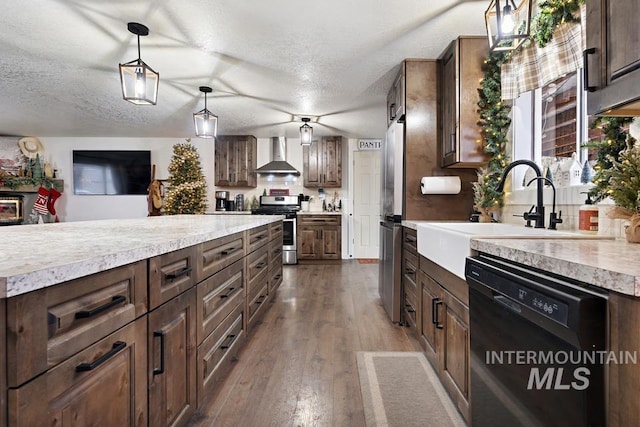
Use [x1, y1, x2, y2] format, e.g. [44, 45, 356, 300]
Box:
[495, 160, 545, 229]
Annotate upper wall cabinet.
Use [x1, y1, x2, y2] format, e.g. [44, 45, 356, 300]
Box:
[303, 136, 342, 188]
[215, 135, 257, 187]
[439, 36, 489, 168]
[387, 68, 406, 126]
[585, 0, 640, 115]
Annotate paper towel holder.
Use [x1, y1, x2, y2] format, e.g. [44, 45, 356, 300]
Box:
[420, 176, 461, 195]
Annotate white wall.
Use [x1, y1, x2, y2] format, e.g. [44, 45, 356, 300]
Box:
[41, 137, 214, 222]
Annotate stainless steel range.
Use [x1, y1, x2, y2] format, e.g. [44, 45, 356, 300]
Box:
[252, 195, 299, 264]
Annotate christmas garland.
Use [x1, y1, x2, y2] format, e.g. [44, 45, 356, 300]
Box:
[0, 171, 55, 189]
[532, 0, 584, 48]
[474, 51, 512, 213]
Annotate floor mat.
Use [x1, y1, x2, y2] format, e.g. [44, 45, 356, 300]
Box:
[358, 259, 379, 264]
[356, 351, 465, 427]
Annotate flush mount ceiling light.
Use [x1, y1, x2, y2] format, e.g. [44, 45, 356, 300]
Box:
[485, 0, 532, 52]
[300, 118, 313, 146]
[193, 86, 218, 138]
[119, 22, 159, 105]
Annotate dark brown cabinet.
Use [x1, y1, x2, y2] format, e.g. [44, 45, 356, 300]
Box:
[148, 288, 197, 427]
[439, 36, 488, 168]
[419, 256, 470, 423]
[215, 135, 257, 187]
[387, 68, 405, 125]
[303, 136, 342, 188]
[8, 318, 148, 427]
[297, 215, 341, 261]
[585, 0, 640, 115]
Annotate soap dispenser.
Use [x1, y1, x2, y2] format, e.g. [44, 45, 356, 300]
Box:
[578, 192, 598, 234]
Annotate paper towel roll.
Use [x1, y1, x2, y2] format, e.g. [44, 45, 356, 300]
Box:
[420, 176, 461, 194]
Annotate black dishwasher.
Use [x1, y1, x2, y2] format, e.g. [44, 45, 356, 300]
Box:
[466, 255, 607, 427]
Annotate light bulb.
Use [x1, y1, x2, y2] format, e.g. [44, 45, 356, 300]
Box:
[203, 116, 210, 133]
[135, 69, 146, 97]
[501, 4, 515, 34]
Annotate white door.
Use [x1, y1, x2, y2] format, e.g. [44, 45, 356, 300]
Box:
[353, 150, 381, 259]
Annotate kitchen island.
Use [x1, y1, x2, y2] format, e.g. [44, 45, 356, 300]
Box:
[0, 214, 284, 426]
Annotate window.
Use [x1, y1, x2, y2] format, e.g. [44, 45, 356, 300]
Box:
[511, 69, 604, 189]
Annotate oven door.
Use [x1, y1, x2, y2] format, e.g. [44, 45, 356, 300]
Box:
[282, 218, 297, 264]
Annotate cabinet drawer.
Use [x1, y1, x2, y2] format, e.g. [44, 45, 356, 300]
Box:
[404, 251, 418, 287]
[248, 225, 270, 252]
[247, 245, 269, 295]
[247, 283, 269, 331]
[404, 284, 418, 329]
[196, 259, 245, 344]
[268, 237, 283, 264]
[149, 245, 197, 310]
[196, 232, 245, 282]
[268, 263, 283, 294]
[403, 228, 417, 254]
[6, 261, 147, 387]
[297, 215, 341, 226]
[269, 220, 283, 242]
[8, 318, 147, 427]
[197, 303, 245, 407]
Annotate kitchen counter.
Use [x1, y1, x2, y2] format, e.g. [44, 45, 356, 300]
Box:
[297, 211, 342, 215]
[471, 238, 640, 297]
[0, 215, 283, 298]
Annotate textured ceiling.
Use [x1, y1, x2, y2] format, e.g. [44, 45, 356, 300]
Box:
[0, 0, 488, 139]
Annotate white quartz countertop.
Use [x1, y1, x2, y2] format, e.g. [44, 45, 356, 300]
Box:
[471, 238, 640, 297]
[0, 215, 283, 299]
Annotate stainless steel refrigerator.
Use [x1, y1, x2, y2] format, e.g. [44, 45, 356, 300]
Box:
[378, 121, 404, 323]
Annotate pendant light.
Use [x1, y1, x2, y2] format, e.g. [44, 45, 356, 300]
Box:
[119, 22, 159, 105]
[484, 0, 532, 52]
[193, 86, 218, 138]
[300, 118, 313, 146]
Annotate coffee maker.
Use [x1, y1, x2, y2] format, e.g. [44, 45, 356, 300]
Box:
[215, 191, 229, 211]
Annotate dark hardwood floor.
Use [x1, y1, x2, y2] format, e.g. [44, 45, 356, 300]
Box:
[189, 261, 420, 427]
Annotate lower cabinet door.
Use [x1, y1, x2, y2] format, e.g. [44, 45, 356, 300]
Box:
[8, 318, 147, 427]
[420, 271, 443, 368]
[148, 288, 197, 427]
[441, 290, 470, 421]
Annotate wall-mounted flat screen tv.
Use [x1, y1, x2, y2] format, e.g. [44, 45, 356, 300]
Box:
[73, 150, 151, 195]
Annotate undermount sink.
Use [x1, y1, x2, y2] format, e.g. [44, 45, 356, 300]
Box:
[416, 222, 603, 279]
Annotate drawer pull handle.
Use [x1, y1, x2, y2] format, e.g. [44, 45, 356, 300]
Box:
[274, 275, 281, 281]
[405, 268, 415, 276]
[405, 303, 415, 314]
[75, 295, 127, 319]
[76, 341, 126, 372]
[432, 298, 444, 329]
[220, 287, 236, 299]
[153, 331, 166, 375]
[220, 334, 237, 350]
[254, 234, 267, 241]
[165, 267, 192, 281]
[256, 295, 267, 305]
[220, 247, 235, 256]
[405, 236, 417, 243]
[256, 262, 267, 269]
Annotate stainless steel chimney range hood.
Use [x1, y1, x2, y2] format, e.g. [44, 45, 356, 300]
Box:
[255, 137, 301, 175]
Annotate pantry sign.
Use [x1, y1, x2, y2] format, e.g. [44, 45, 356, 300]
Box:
[358, 139, 382, 151]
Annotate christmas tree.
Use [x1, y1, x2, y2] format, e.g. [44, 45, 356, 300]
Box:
[584, 117, 636, 203]
[164, 139, 208, 215]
